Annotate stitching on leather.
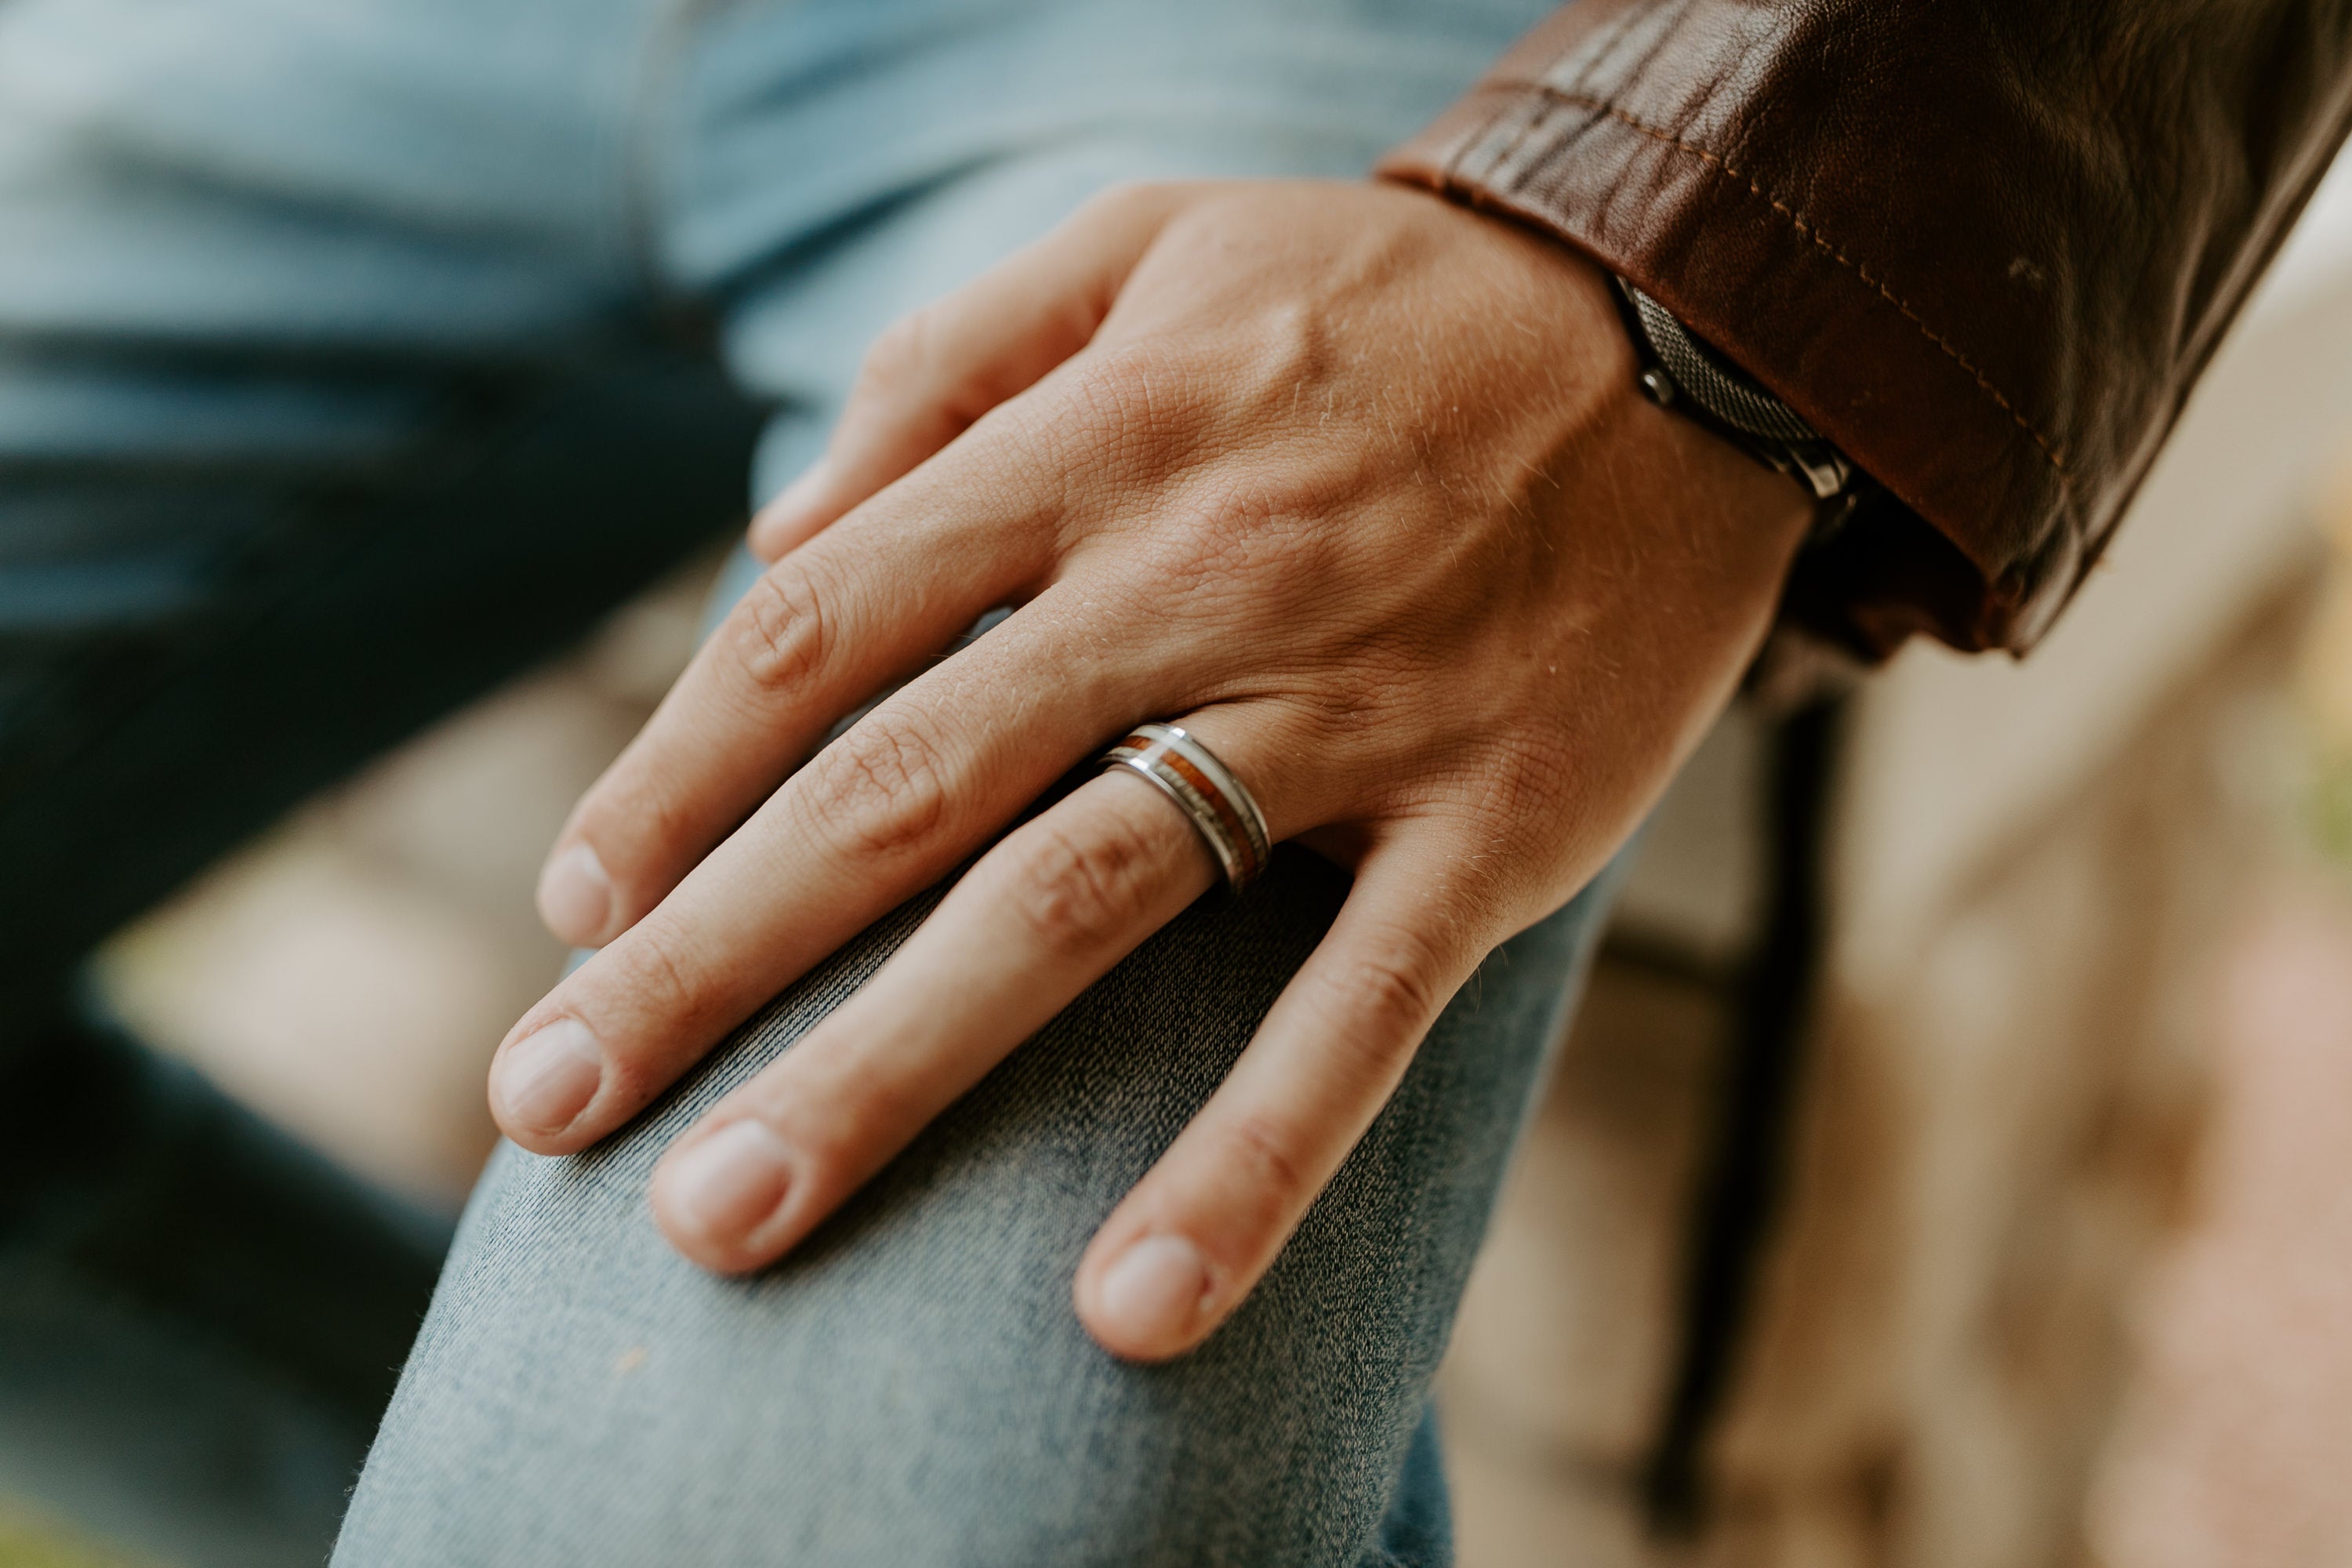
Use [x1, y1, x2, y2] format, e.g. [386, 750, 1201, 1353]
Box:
[1519, 86, 2074, 489]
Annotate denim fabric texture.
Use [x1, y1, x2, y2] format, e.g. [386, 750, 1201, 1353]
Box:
[0, 0, 1610, 1562]
[337, 858, 1616, 1568]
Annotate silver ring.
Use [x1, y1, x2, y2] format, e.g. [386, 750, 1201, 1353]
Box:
[1098, 722, 1272, 893]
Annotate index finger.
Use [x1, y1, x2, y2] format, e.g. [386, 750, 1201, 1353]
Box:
[488, 577, 1178, 1156]
[534, 438, 1061, 949]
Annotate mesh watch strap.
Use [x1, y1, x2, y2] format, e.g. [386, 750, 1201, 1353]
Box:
[1613, 279, 1853, 503]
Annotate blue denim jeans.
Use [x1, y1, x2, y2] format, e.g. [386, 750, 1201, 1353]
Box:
[0, 0, 1610, 1562]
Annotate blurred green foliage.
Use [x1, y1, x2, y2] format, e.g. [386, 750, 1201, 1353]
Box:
[0, 1498, 151, 1568]
[2313, 750, 2352, 866]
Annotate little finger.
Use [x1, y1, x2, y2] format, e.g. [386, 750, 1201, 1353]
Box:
[1073, 839, 1495, 1361]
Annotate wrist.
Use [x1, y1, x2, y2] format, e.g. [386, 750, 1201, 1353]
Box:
[1372, 181, 1813, 622]
[1611, 278, 1855, 513]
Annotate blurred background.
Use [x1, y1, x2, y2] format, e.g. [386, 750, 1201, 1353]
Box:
[5, 122, 2350, 1568]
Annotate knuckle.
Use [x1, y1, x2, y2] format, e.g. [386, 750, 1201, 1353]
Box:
[758, 1056, 922, 1194]
[1484, 742, 1572, 822]
[628, 769, 706, 863]
[1303, 655, 1399, 733]
[1218, 1114, 1315, 1221]
[1077, 179, 1159, 224]
[1059, 343, 1190, 444]
[800, 710, 956, 861]
[1047, 358, 1138, 451]
[1333, 930, 1449, 1037]
[1095, 492, 1251, 604]
[730, 562, 834, 696]
[574, 769, 691, 889]
[1004, 811, 1167, 960]
[594, 928, 704, 1081]
[764, 1097, 855, 1184]
[858, 310, 935, 397]
[807, 1060, 915, 1162]
[1126, 473, 1319, 604]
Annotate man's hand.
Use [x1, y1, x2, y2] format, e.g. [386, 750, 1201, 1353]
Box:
[495, 180, 1810, 1360]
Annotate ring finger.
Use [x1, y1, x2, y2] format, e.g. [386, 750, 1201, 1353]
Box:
[644, 709, 1325, 1275]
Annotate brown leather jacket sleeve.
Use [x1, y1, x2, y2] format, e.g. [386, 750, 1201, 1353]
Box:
[1379, 1, 2352, 658]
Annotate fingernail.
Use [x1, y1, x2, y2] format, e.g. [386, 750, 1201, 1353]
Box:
[1097, 1235, 1209, 1348]
[537, 843, 613, 946]
[494, 1018, 604, 1136]
[666, 1120, 794, 1241]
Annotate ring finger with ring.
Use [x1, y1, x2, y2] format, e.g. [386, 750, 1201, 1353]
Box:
[648, 709, 1304, 1277]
